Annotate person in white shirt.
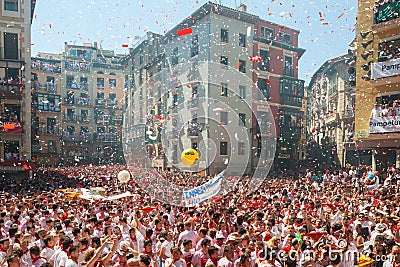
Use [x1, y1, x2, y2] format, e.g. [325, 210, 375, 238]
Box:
[371, 103, 382, 118]
[177, 221, 199, 248]
[160, 231, 175, 264]
[50, 237, 72, 267]
[30, 246, 47, 267]
[165, 247, 187, 267]
[41, 235, 57, 261]
[394, 101, 400, 116]
[218, 245, 234, 267]
[64, 245, 79, 267]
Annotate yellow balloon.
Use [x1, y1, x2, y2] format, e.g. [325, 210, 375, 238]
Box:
[181, 148, 199, 167]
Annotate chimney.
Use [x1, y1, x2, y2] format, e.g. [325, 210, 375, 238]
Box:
[236, 4, 247, 12]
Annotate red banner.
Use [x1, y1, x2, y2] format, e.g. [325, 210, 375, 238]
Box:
[0, 122, 22, 133]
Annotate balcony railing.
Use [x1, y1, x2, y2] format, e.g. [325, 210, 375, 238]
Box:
[64, 115, 90, 123]
[374, 1, 399, 24]
[0, 82, 24, 94]
[46, 127, 60, 135]
[63, 131, 93, 142]
[97, 133, 120, 142]
[64, 60, 90, 72]
[31, 60, 61, 73]
[280, 95, 302, 107]
[66, 82, 88, 90]
[76, 98, 91, 106]
[33, 102, 61, 112]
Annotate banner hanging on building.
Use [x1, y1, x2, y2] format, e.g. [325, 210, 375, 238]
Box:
[0, 122, 22, 133]
[183, 170, 224, 207]
[370, 116, 400, 133]
[371, 58, 400, 79]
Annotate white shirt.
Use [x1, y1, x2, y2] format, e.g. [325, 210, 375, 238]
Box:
[50, 249, 68, 267]
[178, 230, 199, 246]
[64, 258, 79, 267]
[165, 258, 187, 267]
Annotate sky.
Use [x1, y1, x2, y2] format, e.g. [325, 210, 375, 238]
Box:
[31, 0, 358, 84]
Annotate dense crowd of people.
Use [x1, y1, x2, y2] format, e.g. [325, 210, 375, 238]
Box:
[0, 164, 399, 267]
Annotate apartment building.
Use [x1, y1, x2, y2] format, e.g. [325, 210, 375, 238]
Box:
[354, 0, 400, 170]
[0, 0, 34, 172]
[124, 2, 305, 174]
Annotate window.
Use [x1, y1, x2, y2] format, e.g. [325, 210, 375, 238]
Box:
[221, 83, 228, 97]
[66, 91, 75, 104]
[67, 109, 75, 121]
[261, 27, 274, 40]
[239, 113, 246, 127]
[4, 0, 18, 11]
[257, 78, 270, 100]
[239, 33, 246, 47]
[80, 77, 88, 90]
[280, 77, 304, 107]
[171, 47, 178, 66]
[220, 56, 228, 67]
[47, 118, 57, 135]
[109, 78, 116, 87]
[239, 86, 246, 99]
[220, 111, 228, 125]
[36, 93, 61, 112]
[139, 54, 143, 64]
[220, 141, 228, 155]
[81, 110, 88, 121]
[97, 77, 105, 89]
[221, 29, 229, 43]
[257, 111, 271, 134]
[239, 60, 246, 73]
[258, 50, 270, 71]
[67, 125, 75, 134]
[238, 142, 245, 155]
[279, 33, 292, 45]
[48, 140, 56, 153]
[191, 34, 199, 57]
[4, 141, 19, 160]
[46, 76, 55, 91]
[109, 93, 117, 105]
[3, 32, 18, 59]
[66, 76, 74, 88]
[284, 56, 293, 77]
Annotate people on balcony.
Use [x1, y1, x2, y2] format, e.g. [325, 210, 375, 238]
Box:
[371, 101, 400, 118]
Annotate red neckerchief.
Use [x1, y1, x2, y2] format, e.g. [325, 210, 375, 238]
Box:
[70, 256, 78, 263]
[210, 258, 218, 266]
[46, 245, 55, 250]
[32, 257, 44, 265]
[0, 248, 5, 253]
[63, 249, 70, 257]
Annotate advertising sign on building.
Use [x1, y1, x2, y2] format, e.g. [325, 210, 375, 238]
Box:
[371, 58, 400, 79]
[370, 116, 400, 133]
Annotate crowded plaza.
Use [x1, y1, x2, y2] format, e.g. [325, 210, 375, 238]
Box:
[0, 164, 399, 267]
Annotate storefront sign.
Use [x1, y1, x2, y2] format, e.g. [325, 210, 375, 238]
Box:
[371, 58, 400, 79]
[0, 122, 22, 133]
[370, 116, 400, 133]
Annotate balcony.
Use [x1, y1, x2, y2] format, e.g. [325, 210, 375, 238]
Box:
[280, 126, 301, 140]
[96, 132, 120, 142]
[64, 115, 90, 123]
[31, 59, 61, 73]
[33, 102, 61, 112]
[96, 98, 106, 107]
[96, 115, 110, 125]
[343, 109, 354, 118]
[63, 131, 93, 142]
[280, 94, 302, 107]
[76, 98, 91, 106]
[46, 127, 61, 136]
[374, 1, 399, 24]
[64, 60, 90, 72]
[66, 82, 88, 91]
[0, 82, 24, 97]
